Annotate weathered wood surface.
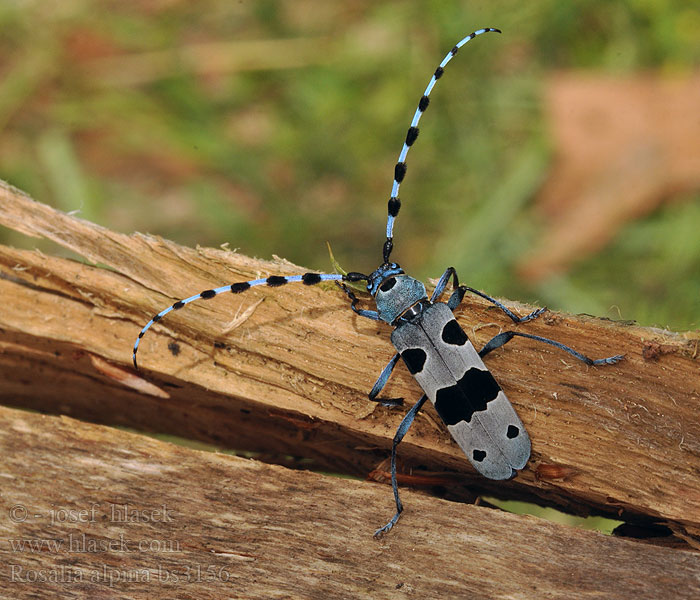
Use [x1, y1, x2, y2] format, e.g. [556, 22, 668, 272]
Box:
[1, 180, 699, 552]
[1, 405, 699, 599]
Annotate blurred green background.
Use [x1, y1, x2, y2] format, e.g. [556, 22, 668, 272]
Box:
[1, 0, 698, 330]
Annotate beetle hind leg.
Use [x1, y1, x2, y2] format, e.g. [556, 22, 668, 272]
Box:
[374, 395, 429, 538]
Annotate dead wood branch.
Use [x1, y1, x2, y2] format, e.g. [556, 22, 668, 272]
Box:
[1, 180, 699, 560]
[1, 405, 700, 599]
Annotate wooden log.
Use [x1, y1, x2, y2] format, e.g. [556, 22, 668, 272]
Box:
[1, 179, 699, 549]
[1, 404, 699, 599]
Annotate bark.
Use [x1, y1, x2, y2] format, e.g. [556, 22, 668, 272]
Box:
[1, 405, 699, 599]
[1, 180, 699, 597]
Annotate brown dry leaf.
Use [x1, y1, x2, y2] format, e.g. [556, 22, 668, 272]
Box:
[518, 72, 700, 282]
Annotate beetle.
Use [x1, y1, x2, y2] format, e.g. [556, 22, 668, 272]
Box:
[133, 28, 623, 536]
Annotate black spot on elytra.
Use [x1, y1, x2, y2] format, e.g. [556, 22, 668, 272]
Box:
[507, 425, 520, 439]
[441, 319, 467, 346]
[473, 449, 486, 462]
[434, 368, 501, 425]
[401, 348, 427, 375]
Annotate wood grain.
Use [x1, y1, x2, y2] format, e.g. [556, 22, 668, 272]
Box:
[2, 405, 700, 599]
[1, 179, 699, 563]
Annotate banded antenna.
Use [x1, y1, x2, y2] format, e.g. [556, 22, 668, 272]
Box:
[132, 271, 367, 369]
[382, 27, 501, 264]
[133, 29, 499, 370]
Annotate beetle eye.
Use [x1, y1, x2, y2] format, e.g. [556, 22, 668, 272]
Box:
[380, 277, 397, 292]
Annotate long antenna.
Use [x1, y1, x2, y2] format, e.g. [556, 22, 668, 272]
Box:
[382, 27, 501, 264]
[132, 270, 368, 369]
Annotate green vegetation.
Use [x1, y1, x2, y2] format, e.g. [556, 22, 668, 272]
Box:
[1, 1, 697, 330]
